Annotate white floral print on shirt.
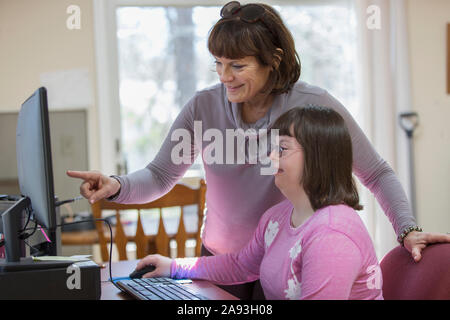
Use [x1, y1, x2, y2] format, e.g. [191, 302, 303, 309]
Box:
[284, 238, 302, 299]
[264, 220, 279, 248]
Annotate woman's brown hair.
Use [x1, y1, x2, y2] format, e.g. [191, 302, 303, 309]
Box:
[271, 106, 363, 211]
[208, 3, 301, 95]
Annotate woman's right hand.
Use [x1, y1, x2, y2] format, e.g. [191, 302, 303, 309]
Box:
[136, 254, 173, 278]
[66, 170, 121, 204]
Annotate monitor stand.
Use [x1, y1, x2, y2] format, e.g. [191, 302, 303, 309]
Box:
[0, 197, 67, 273]
[0, 256, 73, 272]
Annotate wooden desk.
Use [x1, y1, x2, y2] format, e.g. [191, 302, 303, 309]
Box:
[100, 259, 238, 300]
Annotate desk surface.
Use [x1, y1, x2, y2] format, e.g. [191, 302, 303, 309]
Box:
[100, 259, 238, 300]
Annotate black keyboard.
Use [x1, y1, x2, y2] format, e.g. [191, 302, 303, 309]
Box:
[116, 278, 208, 300]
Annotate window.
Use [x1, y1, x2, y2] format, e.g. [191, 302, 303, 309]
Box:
[116, 6, 220, 174]
[114, 1, 360, 175]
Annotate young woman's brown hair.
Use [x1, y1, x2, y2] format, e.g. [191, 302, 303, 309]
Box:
[208, 2, 301, 95]
[271, 105, 363, 211]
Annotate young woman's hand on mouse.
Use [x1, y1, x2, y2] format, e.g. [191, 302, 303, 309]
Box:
[136, 254, 173, 278]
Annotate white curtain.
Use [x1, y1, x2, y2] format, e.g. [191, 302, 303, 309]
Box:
[354, 0, 414, 259]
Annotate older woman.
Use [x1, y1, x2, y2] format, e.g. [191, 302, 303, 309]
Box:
[68, 2, 450, 299]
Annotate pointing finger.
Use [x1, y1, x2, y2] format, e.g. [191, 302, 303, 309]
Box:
[67, 170, 96, 181]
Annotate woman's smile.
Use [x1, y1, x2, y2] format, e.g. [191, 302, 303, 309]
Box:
[226, 84, 244, 93]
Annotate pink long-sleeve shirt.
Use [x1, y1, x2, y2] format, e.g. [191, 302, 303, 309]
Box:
[171, 200, 384, 300]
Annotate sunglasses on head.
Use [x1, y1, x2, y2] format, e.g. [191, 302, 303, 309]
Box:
[220, 1, 267, 23]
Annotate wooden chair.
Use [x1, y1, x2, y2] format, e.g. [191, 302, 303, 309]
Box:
[91, 179, 206, 262]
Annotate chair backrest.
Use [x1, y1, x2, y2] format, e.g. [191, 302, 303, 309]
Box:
[92, 179, 206, 262]
[380, 243, 450, 299]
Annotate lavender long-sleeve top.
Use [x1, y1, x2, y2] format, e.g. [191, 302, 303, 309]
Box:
[111, 81, 415, 255]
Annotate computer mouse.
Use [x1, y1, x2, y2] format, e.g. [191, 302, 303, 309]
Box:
[129, 265, 156, 279]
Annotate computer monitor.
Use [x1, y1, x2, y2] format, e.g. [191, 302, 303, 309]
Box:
[0, 87, 62, 270]
[16, 87, 56, 230]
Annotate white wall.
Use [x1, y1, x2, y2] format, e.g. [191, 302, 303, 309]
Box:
[406, 0, 450, 233]
[0, 0, 100, 170]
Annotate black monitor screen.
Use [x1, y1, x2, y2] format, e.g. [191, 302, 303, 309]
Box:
[16, 87, 56, 229]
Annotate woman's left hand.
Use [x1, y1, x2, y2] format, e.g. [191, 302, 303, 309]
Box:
[403, 231, 450, 262]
